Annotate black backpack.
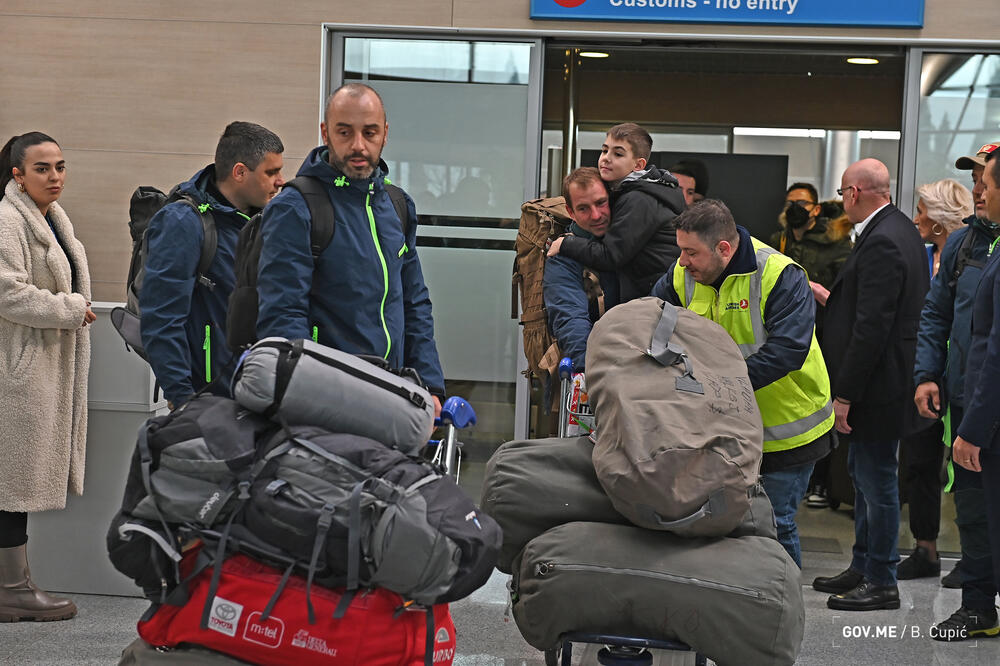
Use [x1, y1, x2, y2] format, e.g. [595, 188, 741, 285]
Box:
[226, 176, 409, 351]
[110, 186, 218, 362]
[948, 224, 990, 288]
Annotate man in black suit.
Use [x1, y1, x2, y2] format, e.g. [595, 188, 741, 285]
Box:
[813, 158, 929, 611]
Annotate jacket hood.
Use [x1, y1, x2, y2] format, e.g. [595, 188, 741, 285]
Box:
[969, 213, 1000, 237]
[176, 164, 246, 216]
[616, 164, 685, 214]
[296, 146, 390, 192]
[569, 221, 598, 240]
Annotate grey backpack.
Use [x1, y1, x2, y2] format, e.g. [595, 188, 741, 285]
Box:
[242, 425, 502, 606]
[587, 298, 764, 537]
[233, 337, 434, 455]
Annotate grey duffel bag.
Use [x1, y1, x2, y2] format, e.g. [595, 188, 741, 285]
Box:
[232, 337, 434, 455]
[587, 298, 764, 537]
[482, 436, 776, 574]
[118, 638, 250, 665]
[512, 522, 803, 666]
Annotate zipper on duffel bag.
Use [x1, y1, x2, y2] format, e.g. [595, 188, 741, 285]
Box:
[534, 562, 763, 599]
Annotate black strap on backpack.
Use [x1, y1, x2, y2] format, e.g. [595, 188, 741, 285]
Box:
[284, 175, 411, 258]
[949, 226, 987, 288]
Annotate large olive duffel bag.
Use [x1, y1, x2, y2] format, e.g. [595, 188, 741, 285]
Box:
[511, 522, 804, 666]
[481, 436, 776, 573]
[587, 298, 764, 537]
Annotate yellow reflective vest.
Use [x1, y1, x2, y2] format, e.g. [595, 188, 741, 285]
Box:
[672, 238, 834, 453]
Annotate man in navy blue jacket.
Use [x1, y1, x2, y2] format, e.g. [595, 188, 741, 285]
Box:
[256, 84, 445, 412]
[543, 167, 620, 373]
[953, 147, 1000, 639]
[140, 122, 285, 408]
[913, 143, 1000, 640]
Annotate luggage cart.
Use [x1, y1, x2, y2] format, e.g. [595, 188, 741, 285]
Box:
[546, 359, 706, 666]
[556, 358, 594, 438]
[427, 396, 477, 479]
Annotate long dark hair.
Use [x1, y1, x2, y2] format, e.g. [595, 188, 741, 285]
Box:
[0, 132, 59, 198]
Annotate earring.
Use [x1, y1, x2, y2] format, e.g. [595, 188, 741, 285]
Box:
[17, 182, 25, 193]
[932, 223, 943, 236]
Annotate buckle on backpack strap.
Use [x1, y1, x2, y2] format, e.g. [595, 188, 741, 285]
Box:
[196, 274, 216, 291]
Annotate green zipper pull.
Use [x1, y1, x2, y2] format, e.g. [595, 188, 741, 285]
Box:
[398, 244, 408, 257]
[312, 325, 319, 343]
[334, 176, 348, 187]
[203, 325, 212, 383]
[198, 202, 212, 214]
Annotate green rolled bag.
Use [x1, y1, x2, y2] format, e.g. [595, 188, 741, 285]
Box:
[481, 436, 777, 574]
[511, 522, 804, 666]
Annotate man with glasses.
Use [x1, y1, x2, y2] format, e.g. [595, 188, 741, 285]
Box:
[814, 159, 929, 611]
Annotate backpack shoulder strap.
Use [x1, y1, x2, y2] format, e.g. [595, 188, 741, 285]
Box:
[384, 182, 410, 237]
[950, 226, 985, 288]
[172, 192, 218, 291]
[285, 176, 336, 259]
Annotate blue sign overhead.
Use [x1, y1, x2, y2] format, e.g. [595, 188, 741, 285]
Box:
[530, 0, 924, 28]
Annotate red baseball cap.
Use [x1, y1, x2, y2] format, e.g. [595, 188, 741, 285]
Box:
[955, 142, 1000, 170]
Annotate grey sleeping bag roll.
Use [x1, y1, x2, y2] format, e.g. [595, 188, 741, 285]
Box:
[512, 522, 804, 666]
[233, 337, 434, 455]
[481, 436, 777, 574]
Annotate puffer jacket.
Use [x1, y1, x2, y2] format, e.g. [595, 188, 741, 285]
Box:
[913, 216, 999, 407]
[140, 165, 250, 406]
[255, 147, 444, 394]
[558, 165, 684, 302]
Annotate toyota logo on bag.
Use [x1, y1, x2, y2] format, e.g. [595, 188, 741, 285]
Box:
[215, 603, 238, 621]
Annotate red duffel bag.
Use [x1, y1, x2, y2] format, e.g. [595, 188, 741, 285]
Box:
[138, 553, 456, 666]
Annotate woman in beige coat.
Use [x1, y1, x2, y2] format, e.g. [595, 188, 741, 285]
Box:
[0, 132, 95, 622]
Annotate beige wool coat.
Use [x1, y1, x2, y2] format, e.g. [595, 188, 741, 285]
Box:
[0, 179, 92, 511]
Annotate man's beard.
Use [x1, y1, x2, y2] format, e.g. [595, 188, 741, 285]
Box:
[328, 145, 379, 180]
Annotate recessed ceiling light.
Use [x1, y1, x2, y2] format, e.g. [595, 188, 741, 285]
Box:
[580, 51, 609, 58]
[847, 57, 880, 65]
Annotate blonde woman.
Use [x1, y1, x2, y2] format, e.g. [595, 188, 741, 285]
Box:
[0, 132, 94, 621]
[897, 177, 973, 584]
[914, 178, 974, 277]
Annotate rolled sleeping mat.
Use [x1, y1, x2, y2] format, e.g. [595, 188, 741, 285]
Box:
[232, 337, 434, 455]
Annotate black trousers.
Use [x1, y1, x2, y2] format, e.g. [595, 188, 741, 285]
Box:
[899, 420, 944, 541]
[0, 510, 28, 548]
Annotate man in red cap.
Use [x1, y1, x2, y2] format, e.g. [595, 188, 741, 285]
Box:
[913, 142, 1000, 640]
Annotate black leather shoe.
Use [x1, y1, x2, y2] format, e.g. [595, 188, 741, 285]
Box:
[827, 580, 900, 611]
[897, 546, 940, 580]
[813, 569, 863, 593]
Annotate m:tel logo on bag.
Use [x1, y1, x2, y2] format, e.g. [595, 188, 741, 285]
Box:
[242, 611, 284, 648]
[208, 596, 244, 637]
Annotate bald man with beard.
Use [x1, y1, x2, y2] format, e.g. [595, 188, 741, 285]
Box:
[813, 159, 929, 611]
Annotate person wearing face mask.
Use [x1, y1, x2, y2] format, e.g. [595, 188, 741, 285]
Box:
[769, 183, 853, 329]
[0, 132, 94, 622]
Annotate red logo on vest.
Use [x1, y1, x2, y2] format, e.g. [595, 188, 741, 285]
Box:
[554, 0, 587, 6]
[739, 299, 749, 310]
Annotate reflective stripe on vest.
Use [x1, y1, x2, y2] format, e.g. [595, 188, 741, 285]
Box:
[672, 239, 834, 452]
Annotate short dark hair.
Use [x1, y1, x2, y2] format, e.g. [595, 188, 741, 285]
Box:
[671, 158, 709, 196]
[786, 182, 819, 203]
[562, 167, 604, 209]
[607, 123, 652, 161]
[214, 122, 284, 182]
[675, 199, 738, 248]
[325, 83, 388, 123]
[0, 131, 58, 196]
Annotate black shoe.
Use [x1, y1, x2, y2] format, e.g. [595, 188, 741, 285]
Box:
[897, 546, 940, 580]
[806, 486, 830, 509]
[813, 569, 863, 594]
[941, 561, 963, 589]
[827, 580, 900, 611]
[931, 606, 1000, 642]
